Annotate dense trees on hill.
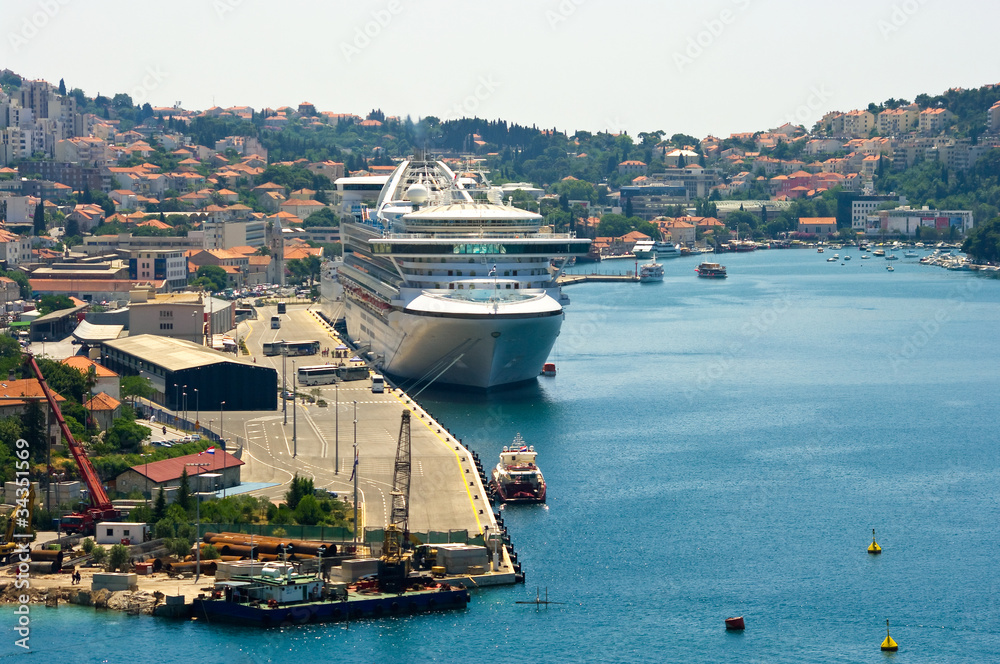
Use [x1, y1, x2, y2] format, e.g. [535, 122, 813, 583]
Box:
[879, 148, 1000, 222]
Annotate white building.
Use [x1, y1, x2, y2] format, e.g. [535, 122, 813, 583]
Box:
[851, 195, 907, 231]
[865, 206, 973, 236]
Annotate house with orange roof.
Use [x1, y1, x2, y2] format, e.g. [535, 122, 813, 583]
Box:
[918, 108, 955, 134]
[618, 160, 648, 176]
[280, 199, 327, 220]
[0, 378, 65, 446]
[655, 218, 696, 245]
[137, 218, 171, 231]
[67, 204, 106, 233]
[797, 216, 837, 235]
[283, 246, 323, 261]
[61, 356, 120, 400]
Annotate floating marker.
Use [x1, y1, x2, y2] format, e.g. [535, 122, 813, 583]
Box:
[880, 618, 898, 651]
[725, 616, 745, 630]
[868, 528, 882, 555]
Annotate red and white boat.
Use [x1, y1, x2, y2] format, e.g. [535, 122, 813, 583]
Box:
[490, 434, 546, 504]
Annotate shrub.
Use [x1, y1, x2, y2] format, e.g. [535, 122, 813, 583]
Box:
[90, 545, 107, 565]
[201, 544, 220, 560]
[108, 543, 130, 572]
[81, 538, 95, 554]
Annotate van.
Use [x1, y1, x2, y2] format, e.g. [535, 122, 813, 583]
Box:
[371, 374, 385, 393]
[270, 316, 281, 329]
[276, 302, 287, 314]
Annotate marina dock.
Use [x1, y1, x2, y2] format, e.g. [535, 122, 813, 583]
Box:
[558, 273, 639, 285]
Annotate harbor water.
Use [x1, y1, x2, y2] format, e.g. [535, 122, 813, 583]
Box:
[8, 248, 1000, 663]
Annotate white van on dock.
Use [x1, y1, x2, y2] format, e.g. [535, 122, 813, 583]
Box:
[371, 374, 385, 393]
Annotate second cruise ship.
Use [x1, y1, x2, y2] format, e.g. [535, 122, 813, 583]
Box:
[338, 158, 590, 389]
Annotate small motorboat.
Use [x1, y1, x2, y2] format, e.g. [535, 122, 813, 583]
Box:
[725, 616, 746, 630]
[827, 257, 837, 262]
[540, 362, 556, 377]
[887, 265, 895, 272]
[843, 255, 851, 261]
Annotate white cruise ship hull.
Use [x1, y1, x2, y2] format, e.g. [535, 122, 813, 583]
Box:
[345, 299, 563, 389]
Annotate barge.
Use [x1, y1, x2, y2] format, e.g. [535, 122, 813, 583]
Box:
[191, 562, 470, 626]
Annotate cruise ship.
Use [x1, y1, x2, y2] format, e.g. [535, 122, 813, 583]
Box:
[337, 158, 591, 389]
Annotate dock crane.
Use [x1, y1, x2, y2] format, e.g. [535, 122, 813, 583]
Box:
[378, 409, 412, 593]
[23, 353, 121, 535]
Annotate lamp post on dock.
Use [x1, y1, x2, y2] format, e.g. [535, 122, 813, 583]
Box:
[292, 360, 297, 457]
[185, 461, 210, 582]
[352, 400, 358, 543]
[334, 381, 339, 474]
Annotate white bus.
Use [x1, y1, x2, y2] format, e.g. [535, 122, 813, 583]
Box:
[371, 374, 385, 393]
[297, 364, 340, 386]
[270, 316, 281, 329]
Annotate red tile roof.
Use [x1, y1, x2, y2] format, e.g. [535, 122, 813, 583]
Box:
[131, 449, 244, 484]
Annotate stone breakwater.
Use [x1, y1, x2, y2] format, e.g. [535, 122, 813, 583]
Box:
[0, 582, 165, 615]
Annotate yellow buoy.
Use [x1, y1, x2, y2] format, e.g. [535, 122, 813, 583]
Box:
[880, 619, 898, 651]
[868, 528, 882, 555]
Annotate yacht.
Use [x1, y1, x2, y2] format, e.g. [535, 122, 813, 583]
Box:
[337, 158, 591, 389]
[651, 240, 682, 258]
[632, 239, 655, 259]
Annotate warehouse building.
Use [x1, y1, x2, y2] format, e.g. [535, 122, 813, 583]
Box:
[101, 335, 277, 411]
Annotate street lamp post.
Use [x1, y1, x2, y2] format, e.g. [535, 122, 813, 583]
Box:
[220, 401, 226, 498]
[194, 388, 199, 431]
[334, 381, 339, 474]
[174, 383, 180, 414]
[185, 462, 210, 582]
[281, 342, 288, 425]
[292, 360, 297, 457]
[351, 401, 358, 544]
[182, 384, 187, 424]
[220, 402, 225, 450]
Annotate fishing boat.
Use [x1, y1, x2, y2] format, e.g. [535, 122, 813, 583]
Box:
[490, 434, 546, 504]
[696, 262, 727, 278]
[191, 562, 470, 626]
[639, 258, 664, 283]
[872, 248, 886, 257]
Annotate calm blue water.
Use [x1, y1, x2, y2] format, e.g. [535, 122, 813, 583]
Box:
[7, 249, 1000, 663]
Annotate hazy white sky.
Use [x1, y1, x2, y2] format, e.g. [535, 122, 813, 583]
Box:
[3, 0, 997, 139]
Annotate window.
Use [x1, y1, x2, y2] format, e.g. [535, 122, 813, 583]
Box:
[123, 529, 130, 537]
[106, 528, 113, 536]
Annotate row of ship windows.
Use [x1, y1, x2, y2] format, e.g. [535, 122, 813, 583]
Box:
[408, 269, 544, 277]
[411, 282, 523, 290]
[407, 257, 545, 264]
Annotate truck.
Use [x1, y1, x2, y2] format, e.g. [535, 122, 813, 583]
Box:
[25, 354, 121, 535]
[276, 302, 287, 314]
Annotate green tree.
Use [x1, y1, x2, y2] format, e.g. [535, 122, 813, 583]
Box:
[37, 295, 74, 316]
[176, 469, 192, 512]
[285, 473, 314, 510]
[294, 494, 322, 525]
[107, 543, 130, 571]
[962, 216, 1000, 263]
[90, 545, 107, 566]
[191, 265, 227, 292]
[152, 487, 167, 521]
[33, 202, 45, 236]
[20, 401, 46, 464]
[121, 375, 155, 406]
[303, 207, 338, 228]
[106, 418, 150, 453]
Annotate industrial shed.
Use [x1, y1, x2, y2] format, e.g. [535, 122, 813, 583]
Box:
[101, 335, 277, 411]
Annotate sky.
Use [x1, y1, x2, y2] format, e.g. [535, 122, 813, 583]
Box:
[2, 0, 998, 140]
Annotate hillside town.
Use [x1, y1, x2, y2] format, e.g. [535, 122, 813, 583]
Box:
[1, 72, 1000, 315]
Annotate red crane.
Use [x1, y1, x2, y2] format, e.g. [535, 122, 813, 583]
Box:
[24, 353, 120, 535]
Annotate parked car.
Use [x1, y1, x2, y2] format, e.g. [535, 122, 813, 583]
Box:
[152, 441, 173, 448]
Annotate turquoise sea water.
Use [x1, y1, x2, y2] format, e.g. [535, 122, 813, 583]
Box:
[6, 248, 1000, 663]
